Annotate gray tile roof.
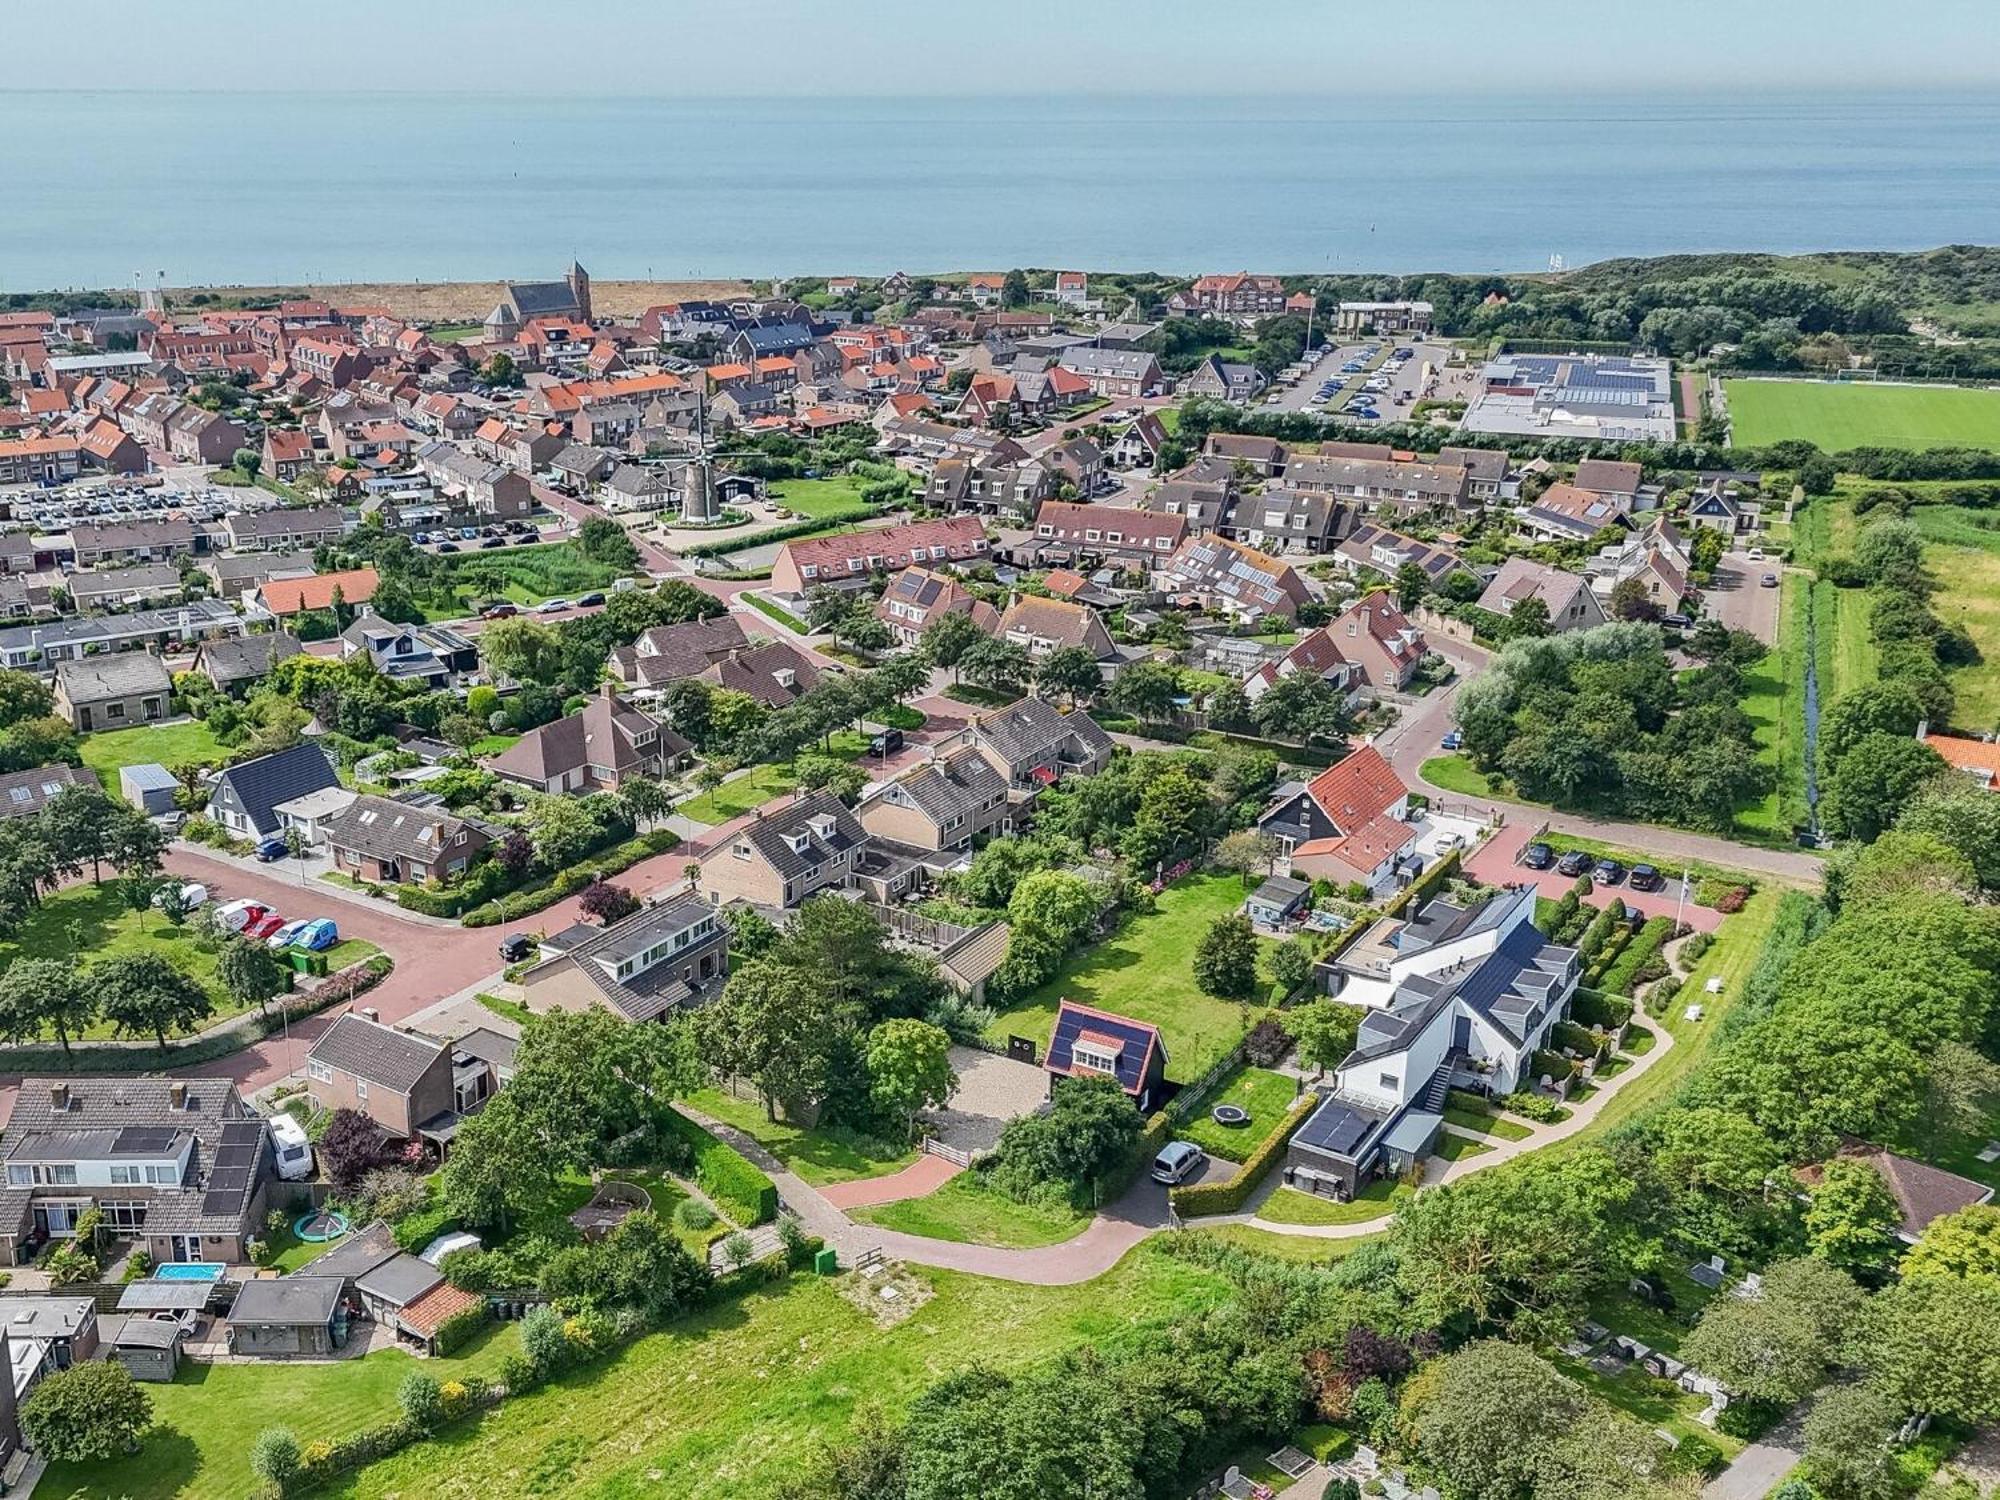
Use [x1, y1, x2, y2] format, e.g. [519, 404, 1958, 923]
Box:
[523, 890, 722, 1022]
[210, 741, 339, 837]
[321, 793, 489, 865]
[227, 1276, 344, 1327]
[971, 695, 1113, 769]
[0, 764, 95, 819]
[55, 652, 172, 703]
[738, 792, 867, 879]
[355, 1253, 444, 1308]
[885, 747, 1007, 826]
[197, 631, 304, 686]
[307, 1013, 445, 1094]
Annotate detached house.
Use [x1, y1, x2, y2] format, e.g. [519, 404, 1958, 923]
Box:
[697, 792, 871, 909]
[321, 794, 492, 885]
[932, 695, 1116, 817]
[53, 653, 171, 731]
[520, 891, 729, 1022]
[208, 743, 343, 844]
[1107, 412, 1169, 470]
[1242, 627, 1360, 705]
[1179, 355, 1266, 403]
[1160, 534, 1311, 623]
[875, 566, 998, 649]
[1330, 591, 1428, 692]
[489, 685, 691, 795]
[1518, 482, 1632, 544]
[305, 1012, 505, 1147]
[856, 746, 1010, 857]
[1044, 1002, 1168, 1112]
[1476, 557, 1607, 634]
[608, 615, 750, 690]
[996, 593, 1117, 663]
[1257, 745, 1416, 890]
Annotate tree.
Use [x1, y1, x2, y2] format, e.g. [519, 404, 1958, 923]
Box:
[249, 1427, 303, 1491]
[921, 608, 984, 677]
[0, 956, 93, 1054]
[1001, 269, 1030, 308]
[959, 635, 1030, 694]
[1034, 645, 1103, 707]
[1267, 936, 1315, 996]
[1607, 577, 1660, 622]
[992, 1074, 1141, 1200]
[1679, 1286, 1828, 1405]
[1851, 1275, 2000, 1423]
[480, 618, 567, 685]
[19, 1361, 152, 1461]
[1903, 1204, 2000, 1286]
[1395, 559, 1429, 613]
[1898, 771, 2000, 890]
[1803, 1383, 1902, 1500]
[480, 352, 522, 387]
[317, 1108, 381, 1195]
[1215, 828, 1279, 887]
[0, 668, 55, 730]
[1193, 914, 1260, 1001]
[1252, 669, 1348, 748]
[1500, 595, 1550, 640]
[232, 446, 261, 480]
[1107, 660, 1181, 725]
[1406, 1341, 1587, 1500]
[1804, 1157, 1902, 1274]
[699, 959, 845, 1119]
[1820, 733, 1948, 842]
[1916, 1042, 2000, 1157]
[523, 792, 603, 870]
[577, 516, 641, 570]
[1816, 683, 1926, 775]
[577, 878, 640, 926]
[217, 938, 288, 1016]
[1290, 998, 1360, 1074]
[94, 952, 213, 1050]
[866, 1019, 956, 1145]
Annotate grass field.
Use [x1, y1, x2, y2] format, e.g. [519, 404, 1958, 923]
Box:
[742, 591, 808, 634]
[0, 880, 239, 1038]
[1726, 378, 2000, 451]
[1441, 1102, 1533, 1142]
[312, 1247, 1229, 1500]
[1175, 1065, 1301, 1162]
[1734, 573, 1798, 836]
[430, 541, 624, 611]
[1257, 1180, 1410, 1227]
[1909, 504, 2000, 728]
[1419, 752, 1499, 800]
[850, 1172, 1090, 1248]
[767, 475, 878, 520]
[80, 719, 226, 786]
[41, 1324, 520, 1500]
[980, 872, 1283, 1083]
[686, 1087, 917, 1187]
[673, 731, 868, 825]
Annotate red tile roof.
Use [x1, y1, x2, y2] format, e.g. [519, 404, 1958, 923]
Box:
[1301, 744, 1407, 832]
[261, 568, 379, 615]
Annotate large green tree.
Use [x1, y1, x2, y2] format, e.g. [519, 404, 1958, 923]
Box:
[19, 1361, 152, 1462]
[94, 953, 213, 1050]
[0, 956, 93, 1054]
[866, 1019, 957, 1145]
[1192, 914, 1261, 1001]
[1406, 1340, 1586, 1500]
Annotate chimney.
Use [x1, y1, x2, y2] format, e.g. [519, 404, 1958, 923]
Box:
[361, 1007, 380, 1023]
[169, 1081, 187, 1111]
[49, 1083, 68, 1111]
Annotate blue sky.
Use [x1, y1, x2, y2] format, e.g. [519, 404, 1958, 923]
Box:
[15, 0, 2000, 93]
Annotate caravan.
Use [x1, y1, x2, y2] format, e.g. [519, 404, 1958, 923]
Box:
[267, 1113, 314, 1182]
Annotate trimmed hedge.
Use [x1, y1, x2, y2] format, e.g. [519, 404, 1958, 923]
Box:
[1598, 915, 1674, 997]
[1570, 987, 1635, 1030]
[1169, 1093, 1314, 1218]
[1530, 1048, 1576, 1085]
[658, 1107, 778, 1225]
[676, 508, 883, 559]
[461, 831, 680, 927]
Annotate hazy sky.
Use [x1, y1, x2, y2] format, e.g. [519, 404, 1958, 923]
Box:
[14, 0, 2000, 93]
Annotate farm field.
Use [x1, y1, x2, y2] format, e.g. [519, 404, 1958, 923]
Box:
[1908, 503, 2000, 728]
[980, 872, 1284, 1083]
[1725, 378, 2000, 451]
[313, 1249, 1230, 1500]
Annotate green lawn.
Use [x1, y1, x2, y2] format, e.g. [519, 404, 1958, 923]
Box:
[1552, 1349, 1744, 1459]
[0, 880, 239, 1037]
[1419, 752, 1495, 800]
[1910, 504, 2000, 729]
[742, 591, 808, 634]
[851, 1172, 1090, 1248]
[1176, 1065, 1302, 1163]
[41, 1323, 520, 1500]
[427, 542, 623, 611]
[467, 733, 521, 757]
[686, 1087, 917, 1187]
[981, 872, 1283, 1083]
[80, 719, 226, 787]
[674, 732, 868, 825]
[1441, 1103, 1533, 1142]
[426, 324, 484, 343]
[312, 1247, 1232, 1500]
[767, 475, 878, 520]
[323, 938, 381, 971]
[1433, 1132, 1493, 1162]
[1184, 1225, 1388, 1264]
[1725, 378, 2000, 451]
[476, 991, 534, 1028]
[1257, 1180, 1410, 1227]
[1735, 573, 1797, 837]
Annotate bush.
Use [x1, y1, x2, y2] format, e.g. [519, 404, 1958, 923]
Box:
[1528, 1049, 1576, 1086]
[1715, 1397, 1784, 1441]
[1598, 916, 1674, 997]
[1667, 1434, 1723, 1476]
[673, 1197, 717, 1232]
[1170, 1095, 1312, 1217]
[398, 1371, 443, 1432]
[1678, 931, 1715, 967]
[519, 1302, 568, 1377]
[250, 1426, 303, 1491]
[1501, 1089, 1566, 1123]
[433, 1301, 489, 1356]
[1242, 1015, 1292, 1067]
[1569, 989, 1634, 1029]
[1550, 1020, 1602, 1058]
[391, 1200, 459, 1254]
[656, 1108, 778, 1225]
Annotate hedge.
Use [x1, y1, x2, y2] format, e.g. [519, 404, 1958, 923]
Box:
[461, 831, 680, 927]
[1530, 1048, 1577, 1085]
[1570, 988, 1635, 1029]
[1550, 1020, 1602, 1059]
[1597, 916, 1674, 997]
[1169, 1094, 1315, 1218]
[676, 508, 882, 559]
[658, 1107, 778, 1225]
[1382, 849, 1462, 922]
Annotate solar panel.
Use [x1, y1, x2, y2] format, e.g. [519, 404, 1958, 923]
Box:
[113, 1126, 178, 1153]
[219, 1120, 264, 1146]
[213, 1143, 255, 1169]
[1296, 1100, 1371, 1157]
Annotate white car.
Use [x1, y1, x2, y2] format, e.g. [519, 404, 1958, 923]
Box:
[151, 881, 208, 910]
[537, 598, 570, 614]
[1745, 547, 1765, 561]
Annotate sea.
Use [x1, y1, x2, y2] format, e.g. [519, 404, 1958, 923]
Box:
[5, 90, 2000, 291]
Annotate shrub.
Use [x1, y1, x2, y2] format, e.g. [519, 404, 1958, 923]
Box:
[391, 1200, 459, 1254]
[1713, 886, 1748, 914]
[721, 1231, 754, 1270]
[250, 1426, 303, 1491]
[1550, 1021, 1602, 1058]
[673, 1197, 717, 1232]
[1528, 1049, 1576, 1085]
[1678, 931, 1716, 968]
[397, 1371, 443, 1432]
[1501, 1090, 1566, 1123]
[1242, 1015, 1292, 1067]
[518, 1303, 568, 1376]
[1716, 1397, 1784, 1441]
[1569, 989, 1634, 1029]
[778, 1216, 811, 1268]
[1170, 1095, 1312, 1217]
[433, 1301, 489, 1356]
[1667, 1434, 1723, 1476]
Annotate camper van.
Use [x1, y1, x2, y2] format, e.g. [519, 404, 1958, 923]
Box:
[268, 1113, 314, 1182]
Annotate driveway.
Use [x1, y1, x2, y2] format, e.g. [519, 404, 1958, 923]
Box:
[1704, 1405, 1809, 1500]
[1705, 553, 1781, 646]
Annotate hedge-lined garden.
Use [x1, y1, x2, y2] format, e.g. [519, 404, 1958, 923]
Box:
[658, 1107, 779, 1226]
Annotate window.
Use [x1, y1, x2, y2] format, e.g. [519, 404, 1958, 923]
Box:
[110, 1165, 139, 1185]
[102, 1201, 147, 1232]
[145, 1164, 176, 1185]
[355, 1079, 369, 1101]
[1378, 1072, 1397, 1090]
[308, 1059, 332, 1084]
[1071, 1041, 1119, 1074]
[4, 1167, 26, 1188]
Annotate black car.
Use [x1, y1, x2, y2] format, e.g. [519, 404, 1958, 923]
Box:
[1522, 842, 1554, 871]
[869, 727, 905, 758]
[576, 592, 606, 608]
[498, 933, 535, 964]
[1628, 863, 1664, 892]
[1621, 903, 1647, 932]
[1556, 850, 1593, 878]
[1593, 858, 1626, 885]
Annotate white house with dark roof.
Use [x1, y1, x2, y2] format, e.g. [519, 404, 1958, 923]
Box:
[519, 890, 728, 1021]
[208, 742, 342, 843]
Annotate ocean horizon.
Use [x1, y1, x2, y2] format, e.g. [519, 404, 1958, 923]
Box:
[5, 88, 2000, 291]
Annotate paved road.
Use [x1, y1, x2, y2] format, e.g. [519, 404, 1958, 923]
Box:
[1704, 1404, 1809, 1500]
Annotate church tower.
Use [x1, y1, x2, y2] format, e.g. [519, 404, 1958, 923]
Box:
[567, 260, 592, 323]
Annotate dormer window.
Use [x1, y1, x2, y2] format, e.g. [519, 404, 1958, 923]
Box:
[1072, 1039, 1120, 1074]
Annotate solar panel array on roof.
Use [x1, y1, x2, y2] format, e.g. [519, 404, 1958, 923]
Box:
[220, 1120, 263, 1144]
[113, 1125, 179, 1154]
[1295, 1099, 1372, 1157]
[202, 1165, 250, 1217]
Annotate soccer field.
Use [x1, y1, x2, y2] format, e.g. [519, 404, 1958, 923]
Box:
[1725, 378, 2000, 451]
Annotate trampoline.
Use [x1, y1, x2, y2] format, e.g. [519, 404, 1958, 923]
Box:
[293, 1209, 351, 1243]
[1211, 1104, 1251, 1127]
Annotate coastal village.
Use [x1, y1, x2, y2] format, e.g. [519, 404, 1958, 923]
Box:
[0, 257, 1994, 1500]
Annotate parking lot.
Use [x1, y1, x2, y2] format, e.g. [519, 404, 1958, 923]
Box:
[1702, 547, 1783, 646]
[1264, 335, 1460, 421]
[1463, 824, 1724, 932]
[1, 478, 274, 531]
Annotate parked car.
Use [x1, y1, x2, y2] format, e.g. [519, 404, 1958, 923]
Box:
[1628, 863, 1664, 892]
[481, 602, 519, 619]
[254, 834, 289, 862]
[480, 536, 506, 549]
[1522, 842, 1554, 870]
[537, 598, 570, 614]
[266, 919, 310, 950]
[1556, 850, 1593, 878]
[1151, 1141, 1207, 1186]
[1746, 547, 1765, 561]
[244, 910, 288, 942]
[1592, 858, 1626, 885]
[1760, 572, 1779, 588]
[293, 918, 339, 952]
[1440, 730, 1463, 750]
[437, 541, 460, 553]
[499, 933, 536, 964]
[576, 592, 605, 608]
[152, 881, 209, 910]
[869, 727, 905, 758]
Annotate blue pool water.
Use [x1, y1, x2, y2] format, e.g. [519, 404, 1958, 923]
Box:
[154, 1262, 225, 1282]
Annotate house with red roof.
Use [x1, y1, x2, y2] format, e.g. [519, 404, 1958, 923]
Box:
[769, 516, 988, 595]
[1242, 628, 1361, 706]
[1043, 1000, 1168, 1112]
[1918, 725, 2000, 789]
[1256, 744, 1417, 891]
[1331, 591, 1428, 692]
[258, 568, 379, 619]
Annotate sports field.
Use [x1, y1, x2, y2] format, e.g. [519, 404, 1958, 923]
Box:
[1725, 378, 2000, 451]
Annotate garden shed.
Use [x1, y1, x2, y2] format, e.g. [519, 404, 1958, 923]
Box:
[118, 761, 180, 816]
[225, 1276, 345, 1357]
[97, 1313, 181, 1382]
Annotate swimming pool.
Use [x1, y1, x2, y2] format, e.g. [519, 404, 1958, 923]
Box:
[154, 1262, 225, 1282]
